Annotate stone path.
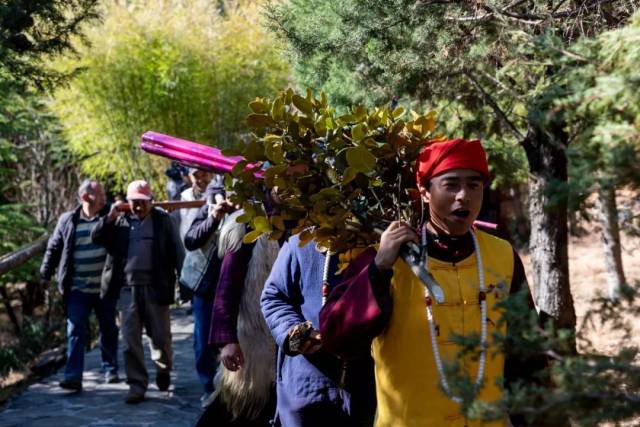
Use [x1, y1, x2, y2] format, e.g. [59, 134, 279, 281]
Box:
[0, 308, 203, 427]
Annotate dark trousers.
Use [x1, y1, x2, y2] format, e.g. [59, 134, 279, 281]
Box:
[193, 294, 218, 394]
[64, 290, 118, 381]
[119, 286, 172, 394]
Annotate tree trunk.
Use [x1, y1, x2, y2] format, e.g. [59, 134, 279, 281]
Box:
[596, 182, 627, 300]
[522, 126, 576, 339]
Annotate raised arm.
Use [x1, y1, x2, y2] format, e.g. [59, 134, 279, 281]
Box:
[184, 205, 217, 250]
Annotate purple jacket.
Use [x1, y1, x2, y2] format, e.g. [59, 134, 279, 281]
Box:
[208, 242, 253, 346]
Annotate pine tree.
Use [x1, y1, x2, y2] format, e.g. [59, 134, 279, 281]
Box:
[264, 0, 639, 334]
[0, 0, 100, 88]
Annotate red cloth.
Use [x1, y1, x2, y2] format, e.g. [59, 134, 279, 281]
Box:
[415, 138, 489, 185]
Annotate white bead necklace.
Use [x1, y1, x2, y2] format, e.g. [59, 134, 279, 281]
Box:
[321, 250, 332, 307]
[421, 226, 487, 404]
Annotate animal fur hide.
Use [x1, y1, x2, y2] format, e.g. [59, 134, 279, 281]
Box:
[213, 210, 279, 420]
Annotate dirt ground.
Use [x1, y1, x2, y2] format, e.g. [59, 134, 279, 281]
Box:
[521, 225, 639, 427]
[521, 226, 640, 355]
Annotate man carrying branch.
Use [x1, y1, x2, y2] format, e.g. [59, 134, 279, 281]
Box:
[320, 139, 542, 427]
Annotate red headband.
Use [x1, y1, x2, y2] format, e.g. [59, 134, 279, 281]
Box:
[415, 138, 489, 185]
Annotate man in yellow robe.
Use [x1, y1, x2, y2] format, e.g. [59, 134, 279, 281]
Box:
[320, 139, 543, 427]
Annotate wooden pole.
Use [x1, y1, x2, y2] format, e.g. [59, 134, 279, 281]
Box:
[0, 234, 49, 335]
[116, 199, 206, 213]
[0, 234, 49, 277]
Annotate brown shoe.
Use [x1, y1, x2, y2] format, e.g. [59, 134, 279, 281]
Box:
[156, 372, 170, 391]
[125, 390, 145, 404]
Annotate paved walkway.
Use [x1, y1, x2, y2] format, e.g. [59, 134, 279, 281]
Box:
[0, 308, 203, 427]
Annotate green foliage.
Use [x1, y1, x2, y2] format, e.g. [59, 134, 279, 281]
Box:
[0, 81, 48, 244]
[559, 13, 640, 212]
[53, 0, 291, 194]
[0, 346, 21, 376]
[442, 286, 640, 425]
[0, 0, 100, 88]
[0, 317, 49, 376]
[265, 0, 636, 191]
[0, 75, 74, 288]
[226, 88, 438, 251]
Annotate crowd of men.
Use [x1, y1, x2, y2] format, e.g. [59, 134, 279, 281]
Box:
[40, 139, 545, 427]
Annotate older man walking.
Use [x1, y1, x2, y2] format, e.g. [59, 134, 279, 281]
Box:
[92, 180, 184, 404]
[40, 179, 119, 391]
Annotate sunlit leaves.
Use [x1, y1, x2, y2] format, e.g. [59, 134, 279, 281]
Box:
[227, 88, 438, 251]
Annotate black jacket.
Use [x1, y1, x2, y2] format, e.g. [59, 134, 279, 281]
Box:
[40, 205, 110, 298]
[91, 208, 185, 304]
[183, 204, 222, 299]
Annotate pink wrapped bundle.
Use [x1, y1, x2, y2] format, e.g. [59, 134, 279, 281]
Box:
[473, 220, 498, 230]
[140, 131, 264, 178]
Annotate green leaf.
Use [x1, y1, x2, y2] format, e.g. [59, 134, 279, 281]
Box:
[337, 113, 357, 126]
[235, 213, 252, 223]
[232, 160, 249, 176]
[244, 140, 264, 162]
[253, 215, 272, 232]
[265, 141, 285, 163]
[271, 96, 285, 122]
[351, 123, 367, 141]
[249, 98, 269, 114]
[314, 115, 327, 135]
[320, 91, 328, 108]
[292, 94, 313, 116]
[342, 166, 358, 184]
[247, 114, 275, 128]
[353, 105, 367, 120]
[392, 106, 405, 118]
[346, 146, 376, 171]
[221, 147, 242, 156]
[389, 120, 405, 135]
[243, 229, 264, 244]
[285, 88, 294, 104]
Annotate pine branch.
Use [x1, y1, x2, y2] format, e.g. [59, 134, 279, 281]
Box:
[464, 70, 525, 141]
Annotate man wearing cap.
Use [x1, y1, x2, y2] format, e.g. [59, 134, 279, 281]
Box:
[92, 180, 184, 404]
[319, 139, 543, 426]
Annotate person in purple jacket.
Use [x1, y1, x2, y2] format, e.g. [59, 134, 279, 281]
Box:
[195, 207, 279, 427]
[260, 234, 376, 427]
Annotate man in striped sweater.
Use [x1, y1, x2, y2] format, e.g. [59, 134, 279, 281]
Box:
[40, 179, 119, 391]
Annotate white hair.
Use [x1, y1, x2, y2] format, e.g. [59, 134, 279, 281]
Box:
[77, 179, 98, 201]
